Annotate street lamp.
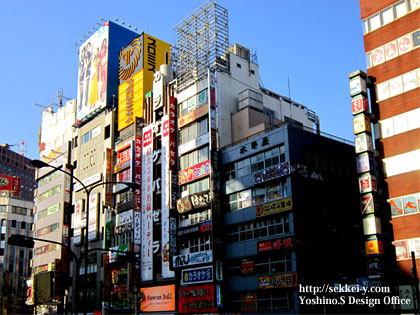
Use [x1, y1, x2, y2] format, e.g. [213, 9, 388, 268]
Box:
[31, 159, 139, 313]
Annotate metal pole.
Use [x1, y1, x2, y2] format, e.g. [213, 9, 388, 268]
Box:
[411, 251, 419, 314]
[83, 187, 91, 314]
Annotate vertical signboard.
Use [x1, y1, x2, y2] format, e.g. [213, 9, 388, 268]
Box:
[88, 192, 99, 240]
[76, 23, 109, 125]
[161, 115, 175, 279]
[141, 125, 153, 281]
[104, 148, 112, 206]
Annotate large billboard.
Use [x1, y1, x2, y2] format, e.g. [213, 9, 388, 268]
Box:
[76, 21, 139, 126]
[76, 23, 109, 124]
[140, 285, 175, 312]
[118, 33, 170, 131]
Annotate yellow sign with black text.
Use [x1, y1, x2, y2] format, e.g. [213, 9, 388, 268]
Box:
[256, 198, 293, 217]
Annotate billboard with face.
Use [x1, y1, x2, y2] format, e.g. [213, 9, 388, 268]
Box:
[76, 24, 109, 124]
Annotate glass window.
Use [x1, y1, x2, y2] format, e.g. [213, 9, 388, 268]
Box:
[237, 158, 251, 177]
[251, 153, 264, 172]
[381, 6, 394, 25]
[362, 20, 368, 34]
[413, 30, 420, 48]
[394, 1, 408, 18]
[368, 14, 381, 32]
[366, 52, 372, 68]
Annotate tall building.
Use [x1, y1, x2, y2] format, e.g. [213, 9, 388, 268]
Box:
[30, 99, 76, 313]
[359, 0, 420, 310]
[0, 144, 35, 314]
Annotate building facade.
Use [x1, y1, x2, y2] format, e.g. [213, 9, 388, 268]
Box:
[0, 145, 35, 313]
[359, 0, 420, 310]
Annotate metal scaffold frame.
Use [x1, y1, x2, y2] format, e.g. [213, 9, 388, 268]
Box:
[173, 0, 229, 91]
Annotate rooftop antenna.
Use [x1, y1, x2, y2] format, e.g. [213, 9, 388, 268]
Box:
[288, 77, 293, 119]
[56, 89, 72, 107]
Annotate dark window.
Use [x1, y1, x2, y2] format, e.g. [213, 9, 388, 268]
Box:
[237, 63, 242, 69]
[21, 222, 26, 229]
[11, 220, 17, 228]
[250, 69, 255, 75]
[104, 125, 110, 139]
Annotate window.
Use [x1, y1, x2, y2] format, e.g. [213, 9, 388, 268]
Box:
[389, 193, 420, 217]
[179, 118, 208, 145]
[237, 63, 242, 69]
[38, 170, 61, 188]
[11, 220, 17, 228]
[368, 14, 381, 31]
[178, 90, 208, 118]
[20, 222, 26, 229]
[179, 146, 209, 170]
[226, 215, 290, 243]
[250, 69, 255, 75]
[229, 190, 252, 211]
[381, 6, 394, 25]
[104, 125, 110, 139]
[181, 177, 210, 196]
[0, 205, 7, 213]
[180, 209, 211, 227]
[37, 184, 62, 202]
[180, 234, 211, 254]
[394, 0, 408, 18]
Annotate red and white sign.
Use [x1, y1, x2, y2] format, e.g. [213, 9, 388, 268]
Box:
[351, 95, 369, 115]
[398, 35, 412, 55]
[134, 136, 142, 212]
[372, 47, 385, 66]
[178, 284, 218, 313]
[385, 41, 398, 60]
[359, 173, 377, 194]
[0, 174, 20, 195]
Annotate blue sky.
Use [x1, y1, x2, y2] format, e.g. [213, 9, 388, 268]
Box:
[0, 0, 366, 159]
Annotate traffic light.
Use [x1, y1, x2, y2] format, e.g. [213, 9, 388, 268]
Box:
[7, 234, 35, 248]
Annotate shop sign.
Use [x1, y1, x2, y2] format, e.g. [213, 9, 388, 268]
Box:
[363, 215, 382, 235]
[173, 250, 213, 268]
[257, 236, 294, 252]
[178, 133, 209, 156]
[74, 173, 102, 191]
[179, 160, 211, 185]
[141, 126, 154, 281]
[178, 284, 218, 313]
[134, 211, 141, 244]
[365, 238, 384, 256]
[200, 221, 212, 233]
[359, 173, 377, 194]
[357, 153, 374, 174]
[353, 114, 371, 134]
[0, 174, 20, 194]
[242, 293, 257, 312]
[178, 105, 209, 128]
[351, 95, 369, 115]
[178, 225, 199, 236]
[140, 285, 176, 312]
[258, 273, 297, 289]
[360, 194, 378, 215]
[349, 75, 367, 96]
[134, 134, 142, 211]
[115, 222, 133, 234]
[256, 198, 293, 217]
[105, 148, 112, 206]
[254, 161, 290, 184]
[393, 240, 409, 260]
[241, 260, 254, 275]
[177, 191, 211, 213]
[367, 257, 383, 274]
[355, 133, 373, 154]
[116, 209, 133, 226]
[109, 244, 129, 263]
[181, 266, 213, 285]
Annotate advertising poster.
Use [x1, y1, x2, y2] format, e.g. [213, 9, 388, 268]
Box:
[0, 174, 20, 195]
[178, 284, 218, 313]
[76, 24, 109, 124]
[140, 285, 175, 312]
[141, 126, 154, 281]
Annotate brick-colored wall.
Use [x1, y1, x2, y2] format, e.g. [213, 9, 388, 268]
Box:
[377, 129, 420, 158]
[359, 0, 398, 19]
[385, 170, 420, 197]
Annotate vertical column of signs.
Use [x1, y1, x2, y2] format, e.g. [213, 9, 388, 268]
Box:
[349, 70, 383, 276]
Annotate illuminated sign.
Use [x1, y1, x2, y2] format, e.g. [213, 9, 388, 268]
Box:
[255, 198, 293, 217]
[0, 174, 20, 195]
[140, 285, 175, 312]
[178, 284, 218, 313]
[173, 250, 213, 268]
[88, 192, 99, 240]
[349, 76, 367, 96]
[257, 236, 294, 252]
[254, 161, 290, 184]
[365, 238, 383, 256]
[114, 146, 132, 172]
[178, 105, 209, 128]
[394, 240, 408, 260]
[177, 190, 211, 213]
[181, 266, 213, 285]
[119, 37, 143, 82]
[118, 34, 170, 131]
[76, 24, 109, 125]
[179, 160, 211, 185]
[258, 273, 297, 289]
[242, 293, 257, 312]
[104, 148, 112, 206]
